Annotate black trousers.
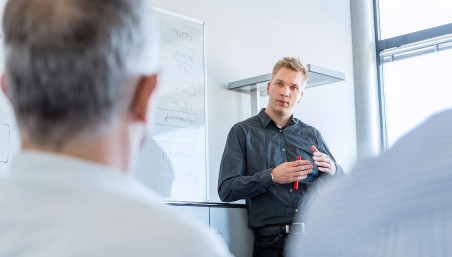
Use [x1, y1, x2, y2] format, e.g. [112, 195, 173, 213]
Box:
[253, 232, 288, 257]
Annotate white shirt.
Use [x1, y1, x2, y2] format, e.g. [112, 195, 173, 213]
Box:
[287, 109, 452, 257]
[0, 151, 233, 257]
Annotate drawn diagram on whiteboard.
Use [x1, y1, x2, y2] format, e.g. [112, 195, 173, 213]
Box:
[0, 123, 19, 165]
[0, 124, 10, 163]
[134, 8, 207, 201]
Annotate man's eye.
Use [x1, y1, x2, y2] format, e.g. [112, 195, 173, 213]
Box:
[277, 82, 283, 86]
[291, 86, 298, 90]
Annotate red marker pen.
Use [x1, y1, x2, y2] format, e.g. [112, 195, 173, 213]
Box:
[294, 156, 301, 189]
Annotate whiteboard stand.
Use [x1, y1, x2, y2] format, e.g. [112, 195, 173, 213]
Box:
[228, 64, 345, 115]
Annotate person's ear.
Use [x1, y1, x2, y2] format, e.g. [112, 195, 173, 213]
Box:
[1, 74, 9, 98]
[131, 74, 158, 122]
[297, 92, 303, 103]
[267, 82, 271, 95]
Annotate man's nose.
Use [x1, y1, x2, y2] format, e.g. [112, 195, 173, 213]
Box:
[280, 86, 290, 97]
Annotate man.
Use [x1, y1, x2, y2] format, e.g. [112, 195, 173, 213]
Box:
[286, 108, 452, 257]
[0, 0, 232, 256]
[218, 57, 343, 257]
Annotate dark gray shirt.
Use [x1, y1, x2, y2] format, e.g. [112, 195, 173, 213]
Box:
[218, 109, 343, 229]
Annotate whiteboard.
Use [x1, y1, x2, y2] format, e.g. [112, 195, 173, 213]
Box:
[133, 7, 207, 201]
[0, 4, 208, 201]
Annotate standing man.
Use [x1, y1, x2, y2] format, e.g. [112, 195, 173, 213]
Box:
[0, 0, 232, 256]
[218, 57, 343, 257]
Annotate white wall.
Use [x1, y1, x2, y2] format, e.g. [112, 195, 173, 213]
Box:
[149, 0, 358, 202]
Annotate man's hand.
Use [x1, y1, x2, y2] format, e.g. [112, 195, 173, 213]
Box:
[271, 159, 313, 184]
[312, 145, 336, 176]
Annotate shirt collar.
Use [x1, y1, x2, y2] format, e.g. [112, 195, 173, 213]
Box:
[9, 150, 122, 175]
[6, 150, 158, 201]
[257, 108, 272, 128]
[258, 108, 299, 128]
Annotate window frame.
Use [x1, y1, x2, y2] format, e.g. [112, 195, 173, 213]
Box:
[373, 0, 452, 150]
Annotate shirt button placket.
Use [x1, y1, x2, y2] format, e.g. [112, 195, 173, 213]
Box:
[280, 127, 287, 162]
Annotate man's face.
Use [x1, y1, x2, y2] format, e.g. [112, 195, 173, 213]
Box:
[266, 67, 305, 116]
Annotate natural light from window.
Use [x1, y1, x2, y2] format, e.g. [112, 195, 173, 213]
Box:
[379, 0, 452, 39]
[383, 48, 452, 147]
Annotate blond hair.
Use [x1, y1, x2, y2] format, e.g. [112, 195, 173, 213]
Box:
[271, 57, 309, 88]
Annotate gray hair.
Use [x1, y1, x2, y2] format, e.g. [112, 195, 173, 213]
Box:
[3, 0, 159, 146]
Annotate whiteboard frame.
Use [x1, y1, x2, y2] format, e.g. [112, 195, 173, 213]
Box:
[151, 6, 205, 25]
[203, 22, 209, 202]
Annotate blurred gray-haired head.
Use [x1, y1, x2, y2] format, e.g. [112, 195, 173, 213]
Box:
[2, 0, 159, 146]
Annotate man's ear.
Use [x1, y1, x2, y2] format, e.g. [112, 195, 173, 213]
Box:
[1, 74, 9, 98]
[131, 74, 158, 122]
[267, 82, 271, 95]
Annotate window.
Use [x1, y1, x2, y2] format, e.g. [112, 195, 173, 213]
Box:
[379, 0, 452, 39]
[375, 0, 452, 149]
[382, 48, 452, 146]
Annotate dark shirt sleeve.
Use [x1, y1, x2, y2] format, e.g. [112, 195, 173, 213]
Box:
[314, 129, 344, 180]
[217, 124, 275, 202]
